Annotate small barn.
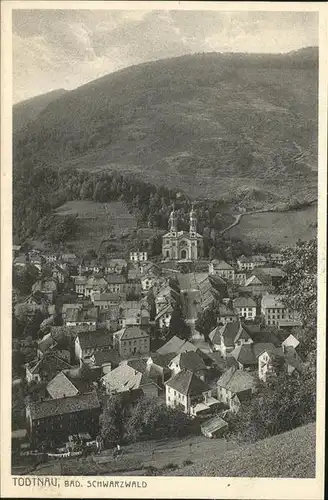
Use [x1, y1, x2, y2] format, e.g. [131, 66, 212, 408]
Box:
[201, 415, 228, 439]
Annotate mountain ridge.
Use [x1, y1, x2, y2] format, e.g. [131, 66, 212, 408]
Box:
[13, 49, 318, 204]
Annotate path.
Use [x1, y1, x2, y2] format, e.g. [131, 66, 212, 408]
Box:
[220, 208, 275, 235]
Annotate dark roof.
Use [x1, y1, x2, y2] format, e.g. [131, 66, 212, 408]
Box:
[28, 353, 72, 378]
[77, 329, 113, 350]
[170, 351, 207, 373]
[220, 322, 252, 347]
[127, 358, 148, 374]
[149, 352, 176, 368]
[28, 391, 100, 420]
[114, 325, 149, 341]
[165, 370, 210, 396]
[92, 350, 120, 366]
[217, 367, 256, 393]
[230, 343, 276, 366]
[37, 333, 57, 353]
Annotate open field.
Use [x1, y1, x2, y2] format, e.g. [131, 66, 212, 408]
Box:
[228, 205, 317, 248]
[169, 422, 316, 478]
[20, 423, 315, 477]
[55, 200, 137, 254]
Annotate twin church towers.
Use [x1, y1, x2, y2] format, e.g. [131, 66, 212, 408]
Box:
[162, 205, 203, 260]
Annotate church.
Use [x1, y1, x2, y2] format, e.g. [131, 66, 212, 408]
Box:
[162, 205, 203, 260]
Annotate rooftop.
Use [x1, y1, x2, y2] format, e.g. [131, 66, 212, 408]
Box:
[113, 325, 149, 341]
[169, 351, 207, 373]
[166, 369, 211, 396]
[157, 336, 197, 356]
[217, 367, 256, 394]
[233, 297, 257, 308]
[27, 391, 100, 420]
[261, 294, 286, 309]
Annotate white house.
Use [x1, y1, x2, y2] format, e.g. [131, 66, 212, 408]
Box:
[233, 297, 257, 320]
[130, 251, 148, 262]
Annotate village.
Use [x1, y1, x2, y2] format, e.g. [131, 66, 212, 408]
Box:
[12, 205, 304, 465]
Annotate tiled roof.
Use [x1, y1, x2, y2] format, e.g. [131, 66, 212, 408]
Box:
[46, 371, 79, 399]
[28, 353, 72, 376]
[105, 274, 126, 284]
[114, 326, 149, 341]
[261, 294, 286, 309]
[201, 415, 228, 433]
[101, 364, 155, 393]
[77, 329, 113, 350]
[66, 308, 98, 323]
[169, 351, 207, 373]
[92, 350, 120, 366]
[217, 367, 256, 394]
[260, 267, 285, 278]
[148, 352, 176, 368]
[211, 322, 251, 347]
[233, 297, 257, 308]
[28, 391, 100, 420]
[230, 343, 275, 366]
[165, 370, 210, 396]
[37, 333, 57, 353]
[211, 260, 234, 270]
[155, 303, 174, 321]
[157, 336, 196, 355]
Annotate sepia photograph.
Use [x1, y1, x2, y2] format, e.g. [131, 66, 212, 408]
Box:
[1, 2, 326, 499]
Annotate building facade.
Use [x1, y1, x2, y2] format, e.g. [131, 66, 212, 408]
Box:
[162, 206, 203, 260]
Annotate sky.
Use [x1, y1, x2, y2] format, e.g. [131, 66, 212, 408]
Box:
[12, 9, 318, 103]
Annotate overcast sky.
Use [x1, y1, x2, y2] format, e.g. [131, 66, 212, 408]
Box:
[12, 9, 318, 103]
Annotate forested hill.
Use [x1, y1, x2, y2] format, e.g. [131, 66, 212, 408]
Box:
[14, 48, 318, 203]
[13, 89, 68, 133]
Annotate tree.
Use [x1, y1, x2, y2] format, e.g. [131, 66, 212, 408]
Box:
[168, 307, 191, 340]
[100, 397, 128, 447]
[195, 302, 219, 341]
[228, 369, 316, 444]
[208, 246, 216, 261]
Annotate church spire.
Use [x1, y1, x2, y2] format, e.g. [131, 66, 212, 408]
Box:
[189, 203, 197, 236]
[169, 203, 178, 233]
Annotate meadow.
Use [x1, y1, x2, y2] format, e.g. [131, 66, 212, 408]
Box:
[228, 205, 317, 247]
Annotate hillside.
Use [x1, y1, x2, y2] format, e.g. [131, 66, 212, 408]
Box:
[169, 422, 316, 478]
[13, 88, 68, 133]
[13, 48, 318, 204]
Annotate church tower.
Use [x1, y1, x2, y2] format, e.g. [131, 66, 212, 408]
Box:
[189, 204, 197, 237]
[169, 204, 178, 235]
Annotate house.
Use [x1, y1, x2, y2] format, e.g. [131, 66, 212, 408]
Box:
[122, 307, 150, 327]
[141, 275, 157, 292]
[281, 334, 300, 350]
[74, 276, 88, 296]
[155, 303, 174, 329]
[29, 255, 44, 271]
[249, 255, 268, 268]
[101, 361, 160, 397]
[112, 326, 150, 358]
[19, 293, 49, 314]
[32, 278, 58, 303]
[60, 253, 78, 264]
[36, 332, 71, 363]
[25, 353, 72, 384]
[233, 297, 257, 320]
[43, 252, 58, 264]
[209, 260, 235, 281]
[91, 292, 121, 310]
[86, 350, 120, 375]
[146, 353, 175, 386]
[74, 329, 113, 361]
[104, 259, 127, 274]
[105, 274, 127, 293]
[217, 304, 238, 325]
[84, 276, 108, 298]
[65, 307, 98, 328]
[61, 303, 83, 320]
[261, 294, 300, 327]
[229, 342, 277, 371]
[258, 344, 302, 381]
[233, 272, 247, 286]
[258, 267, 286, 287]
[240, 273, 273, 296]
[130, 251, 148, 262]
[168, 351, 207, 381]
[46, 371, 81, 399]
[209, 322, 253, 357]
[237, 255, 253, 271]
[155, 283, 180, 315]
[266, 253, 286, 266]
[201, 416, 228, 439]
[26, 391, 101, 445]
[217, 366, 256, 412]
[80, 259, 101, 274]
[52, 265, 68, 284]
[157, 336, 197, 356]
[14, 255, 28, 268]
[165, 369, 219, 416]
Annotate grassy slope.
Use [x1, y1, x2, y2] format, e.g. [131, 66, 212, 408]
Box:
[13, 89, 68, 133]
[14, 49, 318, 204]
[169, 423, 316, 478]
[55, 200, 137, 254]
[228, 205, 317, 247]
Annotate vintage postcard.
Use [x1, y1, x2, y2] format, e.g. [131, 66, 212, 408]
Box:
[1, 1, 327, 499]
